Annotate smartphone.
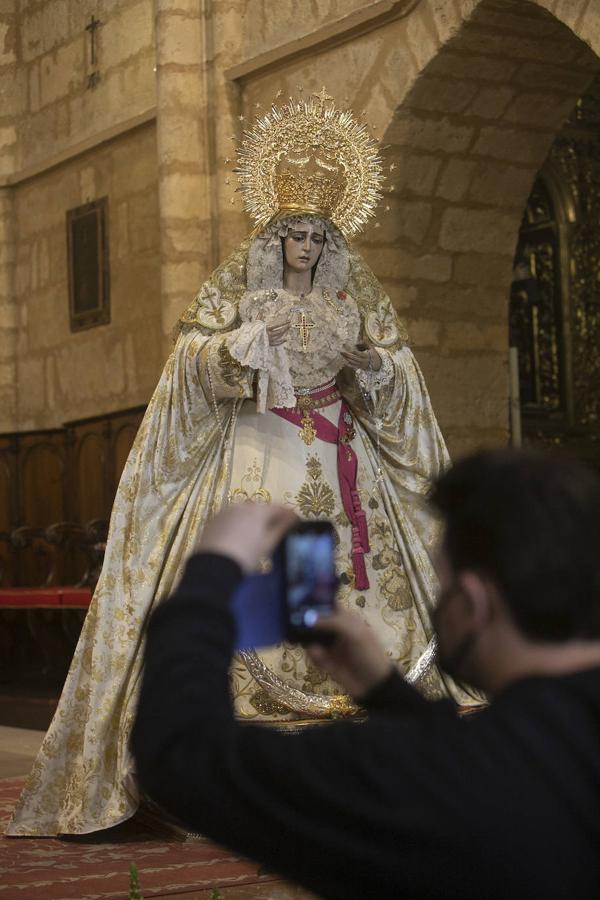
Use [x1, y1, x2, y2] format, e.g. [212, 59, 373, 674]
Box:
[231, 520, 338, 649]
[282, 520, 338, 644]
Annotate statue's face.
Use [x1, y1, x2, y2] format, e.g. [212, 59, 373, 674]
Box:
[282, 222, 325, 274]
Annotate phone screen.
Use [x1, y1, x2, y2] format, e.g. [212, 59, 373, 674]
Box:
[231, 521, 338, 650]
[284, 524, 338, 639]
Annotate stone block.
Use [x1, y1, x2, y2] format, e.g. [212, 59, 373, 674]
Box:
[114, 201, 130, 259]
[439, 206, 519, 255]
[471, 5, 578, 38]
[467, 161, 535, 207]
[436, 158, 477, 201]
[458, 24, 577, 65]
[0, 383, 16, 430]
[0, 302, 17, 330]
[388, 283, 418, 312]
[389, 114, 474, 154]
[158, 115, 203, 166]
[406, 74, 479, 114]
[21, 0, 69, 62]
[102, 1, 154, 71]
[454, 252, 513, 288]
[16, 354, 44, 422]
[162, 259, 203, 298]
[415, 281, 506, 320]
[416, 350, 508, 432]
[167, 222, 205, 255]
[27, 287, 67, 349]
[443, 321, 507, 352]
[466, 84, 515, 119]
[128, 191, 160, 254]
[121, 52, 157, 109]
[0, 20, 16, 65]
[377, 42, 418, 110]
[55, 336, 126, 404]
[0, 359, 16, 386]
[128, 317, 163, 387]
[504, 91, 578, 128]
[552, 0, 590, 31]
[0, 124, 15, 150]
[111, 129, 158, 197]
[473, 126, 554, 165]
[580, 5, 600, 58]
[426, 50, 519, 83]
[79, 167, 97, 203]
[159, 171, 206, 220]
[40, 38, 84, 107]
[406, 5, 440, 71]
[380, 200, 433, 245]
[404, 318, 441, 347]
[0, 241, 15, 265]
[14, 259, 30, 296]
[157, 11, 201, 67]
[359, 245, 415, 281]
[28, 62, 40, 113]
[387, 152, 441, 197]
[0, 324, 16, 359]
[412, 253, 452, 282]
[512, 61, 592, 93]
[38, 236, 50, 287]
[47, 229, 67, 286]
[430, 0, 464, 43]
[157, 67, 205, 111]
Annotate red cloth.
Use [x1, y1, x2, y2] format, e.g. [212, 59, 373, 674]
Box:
[272, 396, 370, 590]
[0, 587, 92, 608]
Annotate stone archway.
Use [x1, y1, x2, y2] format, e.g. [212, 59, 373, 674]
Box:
[359, 0, 600, 458]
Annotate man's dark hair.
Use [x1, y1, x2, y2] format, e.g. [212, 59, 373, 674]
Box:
[431, 449, 600, 641]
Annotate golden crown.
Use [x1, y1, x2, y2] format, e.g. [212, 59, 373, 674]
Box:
[234, 89, 384, 238]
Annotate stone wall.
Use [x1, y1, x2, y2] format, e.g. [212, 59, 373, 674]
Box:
[16, 0, 156, 171]
[14, 122, 161, 430]
[3, 0, 600, 451]
[214, 0, 600, 457]
[0, 0, 159, 432]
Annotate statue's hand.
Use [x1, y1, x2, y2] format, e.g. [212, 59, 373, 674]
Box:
[266, 320, 291, 347]
[341, 346, 382, 372]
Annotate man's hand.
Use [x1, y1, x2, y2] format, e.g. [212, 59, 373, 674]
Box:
[307, 609, 394, 700]
[197, 502, 298, 574]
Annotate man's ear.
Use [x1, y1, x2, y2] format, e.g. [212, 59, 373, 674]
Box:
[455, 570, 495, 630]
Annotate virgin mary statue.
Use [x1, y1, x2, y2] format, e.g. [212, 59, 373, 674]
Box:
[7, 91, 479, 837]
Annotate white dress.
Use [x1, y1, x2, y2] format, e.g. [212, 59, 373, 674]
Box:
[6, 272, 476, 836]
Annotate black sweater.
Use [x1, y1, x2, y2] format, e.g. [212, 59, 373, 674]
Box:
[132, 553, 600, 899]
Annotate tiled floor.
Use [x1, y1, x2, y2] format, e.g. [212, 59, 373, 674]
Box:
[0, 727, 318, 899]
[0, 725, 43, 778]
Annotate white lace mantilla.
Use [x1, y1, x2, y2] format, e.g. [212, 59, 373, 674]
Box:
[236, 287, 361, 404]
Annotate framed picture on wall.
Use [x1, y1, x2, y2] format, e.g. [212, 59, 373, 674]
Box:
[66, 196, 110, 332]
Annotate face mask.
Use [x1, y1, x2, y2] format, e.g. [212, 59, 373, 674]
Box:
[433, 584, 477, 681]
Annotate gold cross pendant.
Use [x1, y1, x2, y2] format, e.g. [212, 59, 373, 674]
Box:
[299, 410, 317, 445]
[292, 311, 316, 351]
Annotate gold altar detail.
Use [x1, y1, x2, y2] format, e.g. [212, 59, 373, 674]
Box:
[510, 74, 600, 469]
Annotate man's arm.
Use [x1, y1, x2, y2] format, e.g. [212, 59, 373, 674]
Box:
[132, 551, 463, 896]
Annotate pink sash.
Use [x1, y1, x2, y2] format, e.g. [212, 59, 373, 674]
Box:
[272, 391, 370, 590]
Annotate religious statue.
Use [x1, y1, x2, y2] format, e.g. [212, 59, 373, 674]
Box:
[7, 91, 478, 838]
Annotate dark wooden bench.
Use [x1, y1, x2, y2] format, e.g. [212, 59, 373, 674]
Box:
[0, 521, 107, 683]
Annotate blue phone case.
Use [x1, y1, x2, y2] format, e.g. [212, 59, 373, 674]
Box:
[231, 562, 286, 650]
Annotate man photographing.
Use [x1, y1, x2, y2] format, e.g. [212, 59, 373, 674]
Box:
[132, 449, 600, 899]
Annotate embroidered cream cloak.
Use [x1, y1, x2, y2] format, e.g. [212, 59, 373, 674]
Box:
[7, 232, 477, 837]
